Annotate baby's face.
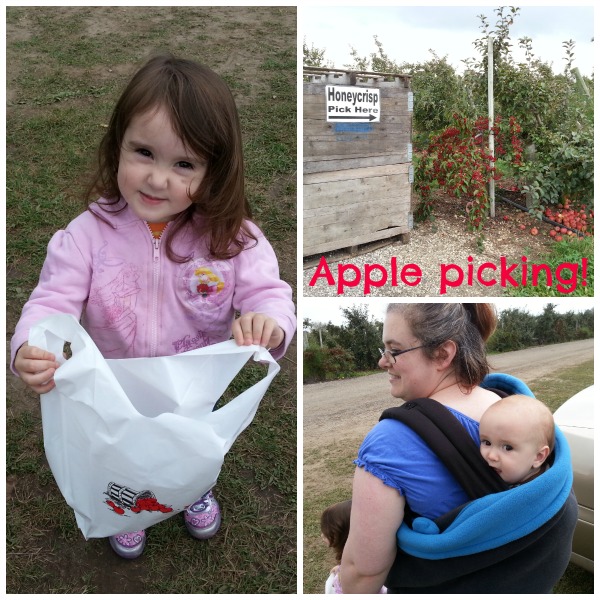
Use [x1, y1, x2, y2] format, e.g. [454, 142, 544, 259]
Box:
[479, 407, 548, 484]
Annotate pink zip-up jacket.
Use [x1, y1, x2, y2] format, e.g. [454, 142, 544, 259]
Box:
[10, 200, 296, 370]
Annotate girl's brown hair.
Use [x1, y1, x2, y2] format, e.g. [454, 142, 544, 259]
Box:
[320, 500, 352, 563]
[387, 303, 497, 389]
[86, 53, 256, 260]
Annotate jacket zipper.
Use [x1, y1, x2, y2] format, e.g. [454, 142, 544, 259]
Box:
[147, 223, 169, 357]
[151, 236, 160, 357]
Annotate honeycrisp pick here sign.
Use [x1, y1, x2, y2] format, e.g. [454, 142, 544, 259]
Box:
[326, 85, 381, 122]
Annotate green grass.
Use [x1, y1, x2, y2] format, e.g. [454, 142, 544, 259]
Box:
[506, 236, 593, 296]
[528, 359, 594, 413]
[303, 358, 595, 594]
[6, 6, 296, 594]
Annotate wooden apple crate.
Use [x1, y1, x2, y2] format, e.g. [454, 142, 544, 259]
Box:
[304, 68, 413, 257]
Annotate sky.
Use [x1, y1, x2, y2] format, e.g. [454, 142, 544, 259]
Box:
[302, 4, 595, 77]
[302, 298, 596, 327]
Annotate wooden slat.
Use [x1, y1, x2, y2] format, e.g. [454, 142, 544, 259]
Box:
[304, 134, 411, 161]
[304, 175, 411, 212]
[304, 154, 408, 174]
[305, 162, 407, 184]
[304, 226, 409, 256]
[305, 197, 411, 226]
[302, 78, 413, 256]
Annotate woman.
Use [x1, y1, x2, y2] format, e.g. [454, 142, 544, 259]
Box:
[339, 303, 576, 593]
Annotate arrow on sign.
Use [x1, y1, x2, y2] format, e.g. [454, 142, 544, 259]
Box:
[329, 114, 378, 122]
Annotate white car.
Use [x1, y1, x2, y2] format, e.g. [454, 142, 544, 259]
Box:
[553, 385, 594, 572]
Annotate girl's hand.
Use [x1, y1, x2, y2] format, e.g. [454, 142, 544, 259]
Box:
[14, 343, 60, 394]
[233, 312, 284, 350]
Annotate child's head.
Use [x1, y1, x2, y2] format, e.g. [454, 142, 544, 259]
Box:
[320, 500, 352, 562]
[89, 53, 252, 258]
[479, 395, 555, 485]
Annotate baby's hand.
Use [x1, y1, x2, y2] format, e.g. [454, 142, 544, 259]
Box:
[14, 343, 60, 394]
[232, 312, 284, 350]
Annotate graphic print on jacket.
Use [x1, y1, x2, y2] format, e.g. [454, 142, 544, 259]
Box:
[175, 257, 234, 353]
[85, 244, 235, 358]
[88, 240, 142, 356]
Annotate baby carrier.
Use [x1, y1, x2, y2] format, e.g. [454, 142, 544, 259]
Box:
[380, 374, 578, 593]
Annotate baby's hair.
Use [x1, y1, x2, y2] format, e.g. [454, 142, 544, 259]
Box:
[387, 303, 496, 389]
[320, 500, 352, 562]
[486, 394, 556, 452]
[86, 52, 256, 260]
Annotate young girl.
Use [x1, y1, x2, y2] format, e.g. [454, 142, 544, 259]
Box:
[10, 54, 296, 559]
[321, 500, 387, 594]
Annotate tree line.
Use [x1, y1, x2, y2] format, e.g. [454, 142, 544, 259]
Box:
[303, 304, 593, 383]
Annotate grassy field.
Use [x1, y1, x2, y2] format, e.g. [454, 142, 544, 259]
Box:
[6, 6, 297, 594]
[303, 359, 595, 594]
[506, 236, 594, 297]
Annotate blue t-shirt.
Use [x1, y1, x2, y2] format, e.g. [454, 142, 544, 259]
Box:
[354, 407, 480, 520]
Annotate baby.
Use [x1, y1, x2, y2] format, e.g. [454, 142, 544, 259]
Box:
[320, 500, 387, 594]
[479, 395, 555, 486]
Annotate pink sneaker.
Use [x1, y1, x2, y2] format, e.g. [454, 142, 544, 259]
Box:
[184, 490, 221, 539]
[109, 530, 146, 559]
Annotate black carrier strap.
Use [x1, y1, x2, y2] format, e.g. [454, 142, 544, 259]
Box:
[380, 398, 508, 501]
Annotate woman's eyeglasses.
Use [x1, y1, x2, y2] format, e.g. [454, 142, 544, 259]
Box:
[378, 346, 426, 364]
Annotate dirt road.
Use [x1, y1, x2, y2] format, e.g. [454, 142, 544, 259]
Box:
[303, 339, 594, 447]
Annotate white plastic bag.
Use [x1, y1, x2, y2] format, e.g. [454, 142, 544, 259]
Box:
[29, 313, 280, 539]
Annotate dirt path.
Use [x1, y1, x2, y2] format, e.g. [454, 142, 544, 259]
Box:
[303, 339, 594, 448]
